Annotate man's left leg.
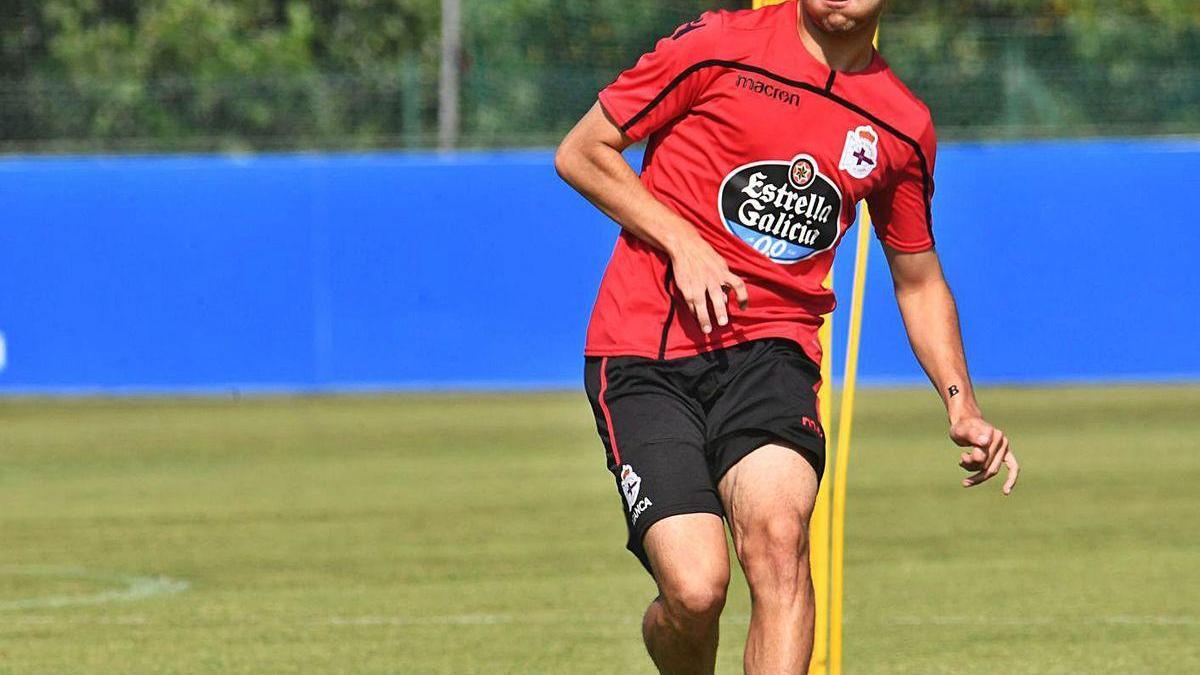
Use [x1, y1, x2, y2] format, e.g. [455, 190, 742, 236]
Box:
[718, 443, 820, 675]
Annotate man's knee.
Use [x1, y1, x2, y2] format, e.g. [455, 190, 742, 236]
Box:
[659, 571, 729, 628]
[737, 514, 810, 595]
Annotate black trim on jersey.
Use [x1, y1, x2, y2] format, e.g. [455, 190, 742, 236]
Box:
[657, 265, 677, 360]
[672, 19, 705, 40]
[618, 59, 934, 243]
[823, 71, 836, 92]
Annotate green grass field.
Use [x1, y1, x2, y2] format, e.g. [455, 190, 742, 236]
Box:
[2, 386, 1198, 674]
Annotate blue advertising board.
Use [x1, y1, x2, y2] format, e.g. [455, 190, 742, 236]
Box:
[1, 140, 1196, 393]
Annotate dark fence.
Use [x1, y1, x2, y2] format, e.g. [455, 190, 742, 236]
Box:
[1, 5, 1196, 153]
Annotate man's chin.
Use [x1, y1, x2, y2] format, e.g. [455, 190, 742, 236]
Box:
[815, 14, 863, 35]
[804, 0, 882, 36]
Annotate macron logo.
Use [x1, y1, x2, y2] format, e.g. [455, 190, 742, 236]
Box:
[735, 75, 801, 108]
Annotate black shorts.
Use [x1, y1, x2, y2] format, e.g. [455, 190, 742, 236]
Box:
[583, 338, 826, 574]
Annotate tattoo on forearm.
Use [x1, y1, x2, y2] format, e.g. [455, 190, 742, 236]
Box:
[948, 385, 960, 398]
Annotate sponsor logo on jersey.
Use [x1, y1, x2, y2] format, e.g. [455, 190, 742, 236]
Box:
[718, 154, 844, 264]
[619, 464, 641, 510]
[839, 125, 879, 179]
[734, 75, 801, 108]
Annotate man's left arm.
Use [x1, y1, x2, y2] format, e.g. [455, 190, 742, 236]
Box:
[885, 247, 1020, 495]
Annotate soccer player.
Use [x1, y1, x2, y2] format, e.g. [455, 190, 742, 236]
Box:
[555, 1, 1020, 672]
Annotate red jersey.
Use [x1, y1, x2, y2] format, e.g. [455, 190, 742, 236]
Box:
[585, 1, 937, 364]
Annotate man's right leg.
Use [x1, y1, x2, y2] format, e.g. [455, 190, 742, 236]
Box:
[583, 356, 729, 675]
[641, 513, 730, 675]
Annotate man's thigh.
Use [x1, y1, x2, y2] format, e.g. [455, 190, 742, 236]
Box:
[643, 513, 730, 595]
[718, 443, 820, 553]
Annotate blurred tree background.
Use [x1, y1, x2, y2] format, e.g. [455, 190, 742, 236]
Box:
[0, 0, 1196, 152]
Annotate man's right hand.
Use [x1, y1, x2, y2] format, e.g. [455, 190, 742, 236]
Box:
[667, 230, 749, 334]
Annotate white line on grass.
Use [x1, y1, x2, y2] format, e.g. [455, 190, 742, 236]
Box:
[3, 615, 150, 626]
[329, 613, 516, 626]
[0, 565, 189, 611]
[887, 614, 1199, 627]
[4, 609, 1189, 628]
[323, 613, 1198, 628]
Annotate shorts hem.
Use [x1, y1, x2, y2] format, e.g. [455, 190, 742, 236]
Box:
[711, 432, 826, 486]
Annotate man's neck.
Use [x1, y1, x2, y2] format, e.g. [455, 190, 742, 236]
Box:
[796, 9, 877, 73]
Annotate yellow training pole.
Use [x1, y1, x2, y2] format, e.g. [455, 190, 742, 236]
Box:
[811, 272, 833, 675]
[829, 203, 872, 675]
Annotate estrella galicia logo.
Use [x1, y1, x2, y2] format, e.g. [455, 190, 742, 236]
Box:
[718, 154, 844, 264]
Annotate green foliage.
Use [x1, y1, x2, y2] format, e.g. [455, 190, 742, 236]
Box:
[3, 0, 442, 151]
[883, 0, 1200, 137]
[34, 1, 316, 148]
[0, 0, 1196, 152]
[460, 1, 741, 145]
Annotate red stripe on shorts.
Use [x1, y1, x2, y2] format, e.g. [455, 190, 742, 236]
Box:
[597, 356, 623, 465]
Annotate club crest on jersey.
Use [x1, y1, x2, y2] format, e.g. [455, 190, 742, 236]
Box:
[718, 154, 844, 264]
[619, 464, 641, 510]
[839, 125, 879, 179]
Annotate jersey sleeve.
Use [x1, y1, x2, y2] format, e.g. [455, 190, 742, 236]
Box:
[866, 119, 937, 253]
[597, 12, 723, 143]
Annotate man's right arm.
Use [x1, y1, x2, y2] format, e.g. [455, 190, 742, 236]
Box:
[554, 102, 747, 334]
